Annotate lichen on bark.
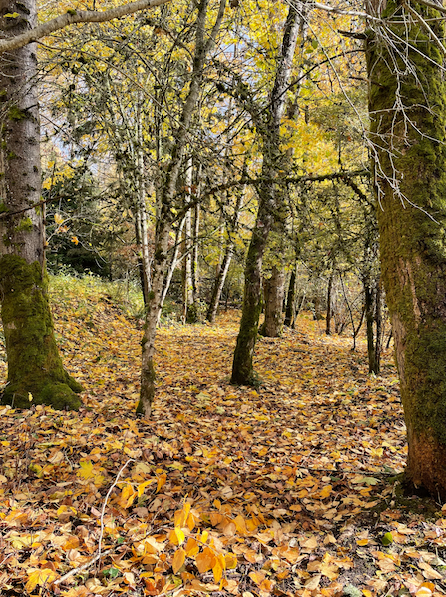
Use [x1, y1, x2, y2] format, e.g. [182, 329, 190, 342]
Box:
[0, 255, 82, 409]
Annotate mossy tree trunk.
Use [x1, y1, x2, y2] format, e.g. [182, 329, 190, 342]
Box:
[0, 0, 82, 409]
[367, 0, 446, 497]
[231, 192, 274, 384]
[231, 3, 301, 383]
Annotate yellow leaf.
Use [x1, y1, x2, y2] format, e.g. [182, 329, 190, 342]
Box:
[77, 460, 94, 480]
[249, 571, 266, 585]
[172, 548, 186, 574]
[62, 535, 80, 551]
[186, 512, 195, 531]
[416, 582, 435, 597]
[174, 502, 191, 527]
[137, 479, 155, 498]
[415, 585, 432, 597]
[213, 560, 223, 583]
[195, 547, 216, 573]
[54, 213, 64, 224]
[120, 483, 136, 508]
[185, 537, 199, 556]
[156, 473, 166, 493]
[175, 527, 185, 545]
[319, 485, 332, 498]
[25, 568, 58, 592]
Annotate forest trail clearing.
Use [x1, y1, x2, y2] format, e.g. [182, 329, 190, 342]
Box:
[0, 280, 445, 597]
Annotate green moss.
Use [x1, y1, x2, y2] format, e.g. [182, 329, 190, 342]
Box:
[367, 1, 446, 452]
[8, 106, 27, 121]
[66, 9, 77, 15]
[14, 216, 32, 232]
[0, 203, 8, 214]
[7, 152, 17, 160]
[0, 255, 82, 410]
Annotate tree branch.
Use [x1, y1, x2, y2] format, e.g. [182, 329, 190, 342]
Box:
[0, 0, 171, 54]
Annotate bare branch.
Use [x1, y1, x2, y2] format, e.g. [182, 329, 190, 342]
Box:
[0, 0, 171, 54]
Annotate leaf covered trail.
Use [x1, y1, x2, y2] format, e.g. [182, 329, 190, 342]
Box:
[0, 281, 445, 597]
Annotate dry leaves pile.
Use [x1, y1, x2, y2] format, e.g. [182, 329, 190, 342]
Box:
[0, 281, 445, 597]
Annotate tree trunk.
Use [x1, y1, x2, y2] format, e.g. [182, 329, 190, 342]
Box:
[364, 276, 377, 374]
[182, 158, 194, 323]
[260, 266, 285, 337]
[231, 196, 273, 384]
[138, 0, 226, 416]
[284, 266, 296, 327]
[367, 0, 446, 496]
[231, 3, 301, 383]
[192, 202, 200, 302]
[136, 92, 151, 306]
[207, 246, 233, 324]
[325, 269, 334, 335]
[0, 0, 82, 409]
[374, 276, 382, 373]
[207, 187, 244, 324]
[191, 162, 201, 305]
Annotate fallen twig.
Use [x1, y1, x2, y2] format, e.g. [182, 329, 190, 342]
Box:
[53, 549, 112, 586]
[53, 458, 135, 586]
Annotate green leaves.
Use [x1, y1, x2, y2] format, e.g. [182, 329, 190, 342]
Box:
[381, 532, 394, 546]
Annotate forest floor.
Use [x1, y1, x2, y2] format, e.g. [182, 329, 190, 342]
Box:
[0, 277, 446, 597]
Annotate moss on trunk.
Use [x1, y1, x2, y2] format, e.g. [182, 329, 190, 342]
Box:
[0, 255, 82, 409]
[367, 0, 446, 497]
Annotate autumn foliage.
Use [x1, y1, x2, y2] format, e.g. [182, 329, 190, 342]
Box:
[0, 279, 445, 597]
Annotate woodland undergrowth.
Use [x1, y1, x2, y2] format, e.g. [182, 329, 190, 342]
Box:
[0, 277, 445, 597]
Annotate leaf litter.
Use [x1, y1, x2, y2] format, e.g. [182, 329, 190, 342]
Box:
[0, 283, 445, 597]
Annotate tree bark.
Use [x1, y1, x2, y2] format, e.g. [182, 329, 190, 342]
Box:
[0, 0, 82, 409]
[367, 0, 446, 496]
[374, 275, 382, 373]
[192, 202, 200, 302]
[284, 266, 296, 328]
[207, 188, 244, 324]
[325, 269, 334, 335]
[231, 3, 302, 383]
[182, 159, 194, 323]
[364, 276, 377, 373]
[138, 0, 226, 416]
[260, 266, 286, 337]
[136, 91, 152, 306]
